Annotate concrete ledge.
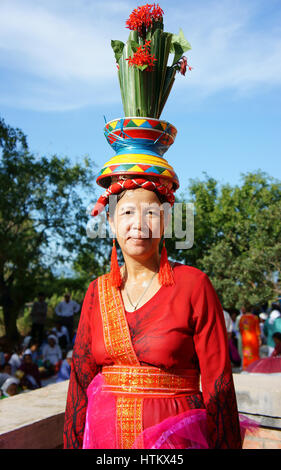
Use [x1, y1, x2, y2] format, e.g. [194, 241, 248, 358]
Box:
[0, 414, 65, 449]
[0, 380, 68, 449]
[233, 373, 281, 428]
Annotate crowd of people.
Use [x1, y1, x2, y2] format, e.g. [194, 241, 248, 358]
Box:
[0, 292, 80, 399]
[223, 301, 281, 372]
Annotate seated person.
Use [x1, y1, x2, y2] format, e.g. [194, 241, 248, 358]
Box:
[0, 377, 19, 398]
[56, 350, 72, 382]
[18, 349, 42, 390]
[1, 362, 12, 376]
[41, 335, 62, 377]
[52, 320, 70, 350]
[8, 346, 22, 375]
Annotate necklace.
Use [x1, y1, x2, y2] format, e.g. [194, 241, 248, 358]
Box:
[124, 271, 158, 311]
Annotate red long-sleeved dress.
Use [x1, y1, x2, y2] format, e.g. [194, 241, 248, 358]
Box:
[63, 263, 242, 449]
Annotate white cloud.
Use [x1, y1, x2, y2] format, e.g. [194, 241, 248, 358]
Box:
[0, 0, 121, 81]
[172, 0, 281, 97]
[0, 0, 134, 110]
[0, 0, 281, 111]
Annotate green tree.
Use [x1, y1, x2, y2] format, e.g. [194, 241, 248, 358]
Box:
[173, 172, 281, 309]
[0, 117, 104, 341]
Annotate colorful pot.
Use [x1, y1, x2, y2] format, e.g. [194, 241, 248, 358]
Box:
[96, 117, 179, 190]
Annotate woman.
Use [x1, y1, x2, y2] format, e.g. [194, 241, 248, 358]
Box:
[239, 308, 261, 370]
[63, 181, 245, 449]
[63, 4, 254, 448]
[0, 377, 19, 398]
[41, 334, 62, 376]
[19, 349, 41, 390]
[245, 332, 281, 374]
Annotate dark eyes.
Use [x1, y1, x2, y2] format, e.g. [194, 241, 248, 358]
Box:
[120, 210, 158, 216]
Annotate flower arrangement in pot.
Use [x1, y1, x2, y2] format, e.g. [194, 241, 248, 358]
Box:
[95, 3, 192, 195]
[111, 3, 192, 119]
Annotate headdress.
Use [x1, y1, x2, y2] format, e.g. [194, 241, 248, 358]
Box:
[1, 377, 19, 397]
[91, 4, 192, 287]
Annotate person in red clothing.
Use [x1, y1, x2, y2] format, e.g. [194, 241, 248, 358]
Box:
[245, 332, 281, 373]
[63, 186, 254, 450]
[239, 307, 261, 369]
[63, 4, 256, 450]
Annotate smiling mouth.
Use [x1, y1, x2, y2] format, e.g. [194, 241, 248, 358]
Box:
[130, 237, 149, 241]
[127, 234, 151, 243]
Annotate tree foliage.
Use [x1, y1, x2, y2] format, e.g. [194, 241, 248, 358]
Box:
[0, 116, 106, 340]
[169, 172, 281, 310]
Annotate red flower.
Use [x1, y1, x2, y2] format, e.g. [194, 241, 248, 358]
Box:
[126, 40, 157, 71]
[126, 3, 164, 37]
[177, 56, 193, 76]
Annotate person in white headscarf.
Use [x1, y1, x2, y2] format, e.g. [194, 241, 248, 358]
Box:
[0, 377, 19, 398]
[41, 335, 62, 376]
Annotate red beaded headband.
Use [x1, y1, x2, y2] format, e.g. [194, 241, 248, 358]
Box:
[91, 178, 175, 217]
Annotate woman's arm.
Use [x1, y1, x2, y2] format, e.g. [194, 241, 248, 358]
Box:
[192, 273, 242, 449]
[63, 282, 98, 449]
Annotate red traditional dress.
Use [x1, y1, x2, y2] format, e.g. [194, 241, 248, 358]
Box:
[63, 263, 246, 449]
[239, 313, 261, 370]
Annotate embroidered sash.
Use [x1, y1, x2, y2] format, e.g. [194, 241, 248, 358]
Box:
[98, 273, 143, 448]
[97, 272, 200, 449]
[98, 273, 139, 366]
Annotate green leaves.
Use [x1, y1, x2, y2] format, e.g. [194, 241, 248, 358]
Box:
[0, 117, 102, 339]
[112, 21, 191, 118]
[111, 40, 125, 62]
[170, 28, 191, 66]
[129, 40, 140, 53]
[165, 171, 281, 309]
[115, 28, 180, 118]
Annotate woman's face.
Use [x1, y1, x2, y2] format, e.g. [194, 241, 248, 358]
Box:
[7, 383, 18, 396]
[109, 188, 165, 261]
[48, 338, 56, 348]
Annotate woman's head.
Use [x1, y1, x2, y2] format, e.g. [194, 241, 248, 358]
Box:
[92, 176, 175, 217]
[47, 335, 57, 348]
[108, 187, 169, 262]
[1, 378, 19, 397]
[23, 349, 33, 363]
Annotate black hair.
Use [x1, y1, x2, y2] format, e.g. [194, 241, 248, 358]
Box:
[116, 188, 168, 205]
[108, 187, 170, 219]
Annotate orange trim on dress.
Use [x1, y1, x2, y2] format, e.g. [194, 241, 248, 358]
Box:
[97, 274, 200, 449]
[102, 365, 200, 397]
[98, 273, 139, 366]
[98, 273, 142, 448]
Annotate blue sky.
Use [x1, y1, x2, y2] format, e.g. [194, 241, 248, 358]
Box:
[1, 0, 281, 203]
